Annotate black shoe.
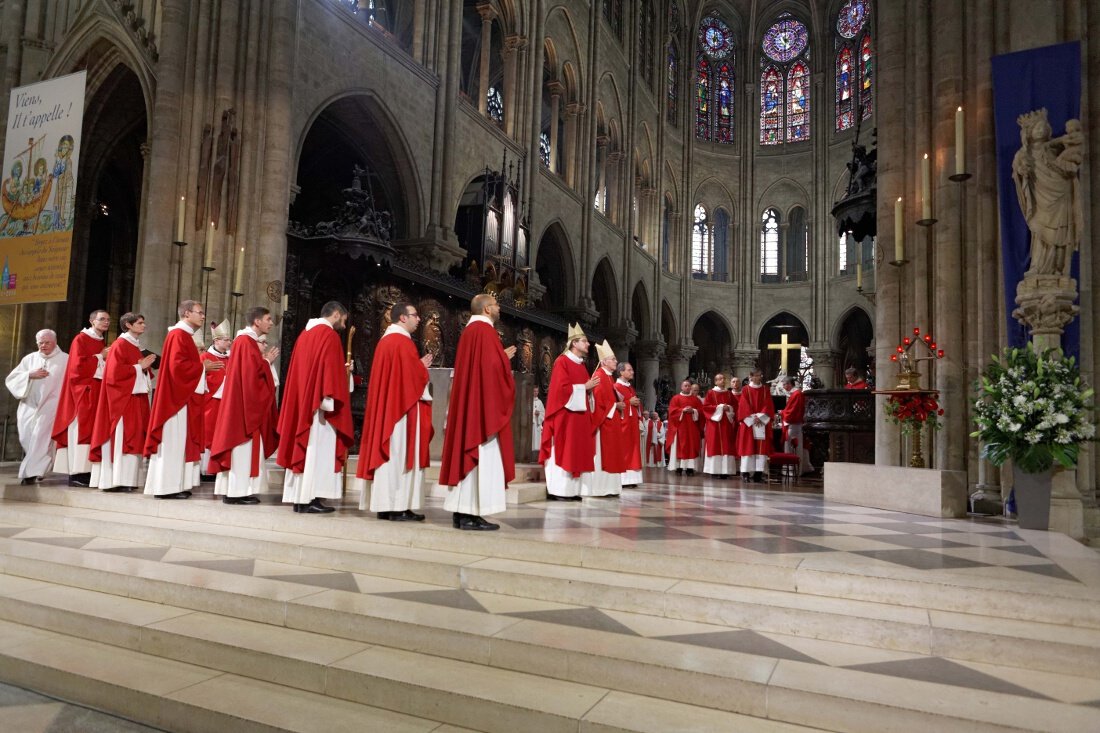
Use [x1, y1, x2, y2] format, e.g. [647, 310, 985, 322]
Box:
[301, 501, 335, 514]
[456, 515, 499, 531]
[675, 468, 683, 475]
[293, 504, 306, 513]
[740, 473, 751, 482]
[752, 471, 764, 483]
[452, 512, 465, 528]
[102, 486, 129, 493]
[68, 473, 91, 487]
[223, 495, 260, 505]
[154, 491, 190, 499]
[376, 511, 392, 520]
[546, 493, 569, 501]
[686, 468, 695, 476]
[389, 509, 425, 521]
[19, 476, 38, 485]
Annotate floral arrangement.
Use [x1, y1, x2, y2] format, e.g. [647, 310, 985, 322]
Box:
[884, 392, 944, 435]
[971, 344, 1095, 473]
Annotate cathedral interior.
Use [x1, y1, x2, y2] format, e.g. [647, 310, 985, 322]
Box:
[0, 1, 1098, 731]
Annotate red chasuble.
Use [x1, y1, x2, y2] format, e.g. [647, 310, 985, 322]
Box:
[735, 383, 776, 457]
[208, 333, 279, 476]
[276, 323, 354, 473]
[538, 353, 595, 475]
[89, 337, 149, 461]
[439, 320, 516, 486]
[51, 330, 104, 447]
[145, 328, 204, 461]
[667, 394, 701, 459]
[702, 388, 738, 458]
[592, 368, 626, 473]
[200, 349, 230, 451]
[356, 330, 432, 481]
[780, 388, 806, 443]
[613, 381, 642, 472]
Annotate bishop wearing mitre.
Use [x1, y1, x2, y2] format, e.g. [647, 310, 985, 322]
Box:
[539, 323, 600, 500]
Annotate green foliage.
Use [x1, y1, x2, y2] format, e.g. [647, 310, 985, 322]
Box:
[971, 344, 1095, 473]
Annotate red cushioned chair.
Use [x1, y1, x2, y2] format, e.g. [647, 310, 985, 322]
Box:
[769, 453, 800, 486]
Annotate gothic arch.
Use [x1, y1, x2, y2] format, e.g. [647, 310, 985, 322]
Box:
[832, 305, 874, 383]
[630, 281, 652, 337]
[829, 304, 874, 351]
[292, 92, 424, 240]
[592, 257, 619, 329]
[546, 5, 584, 99]
[660, 299, 678, 346]
[756, 176, 810, 213]
[690, 310, 734, 377]
[534, 220, 576, 310]
[692, 175, 736, 212]
[757, 310, 810, 378]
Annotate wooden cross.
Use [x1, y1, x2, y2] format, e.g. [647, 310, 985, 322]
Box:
[767, 333, 803, 375]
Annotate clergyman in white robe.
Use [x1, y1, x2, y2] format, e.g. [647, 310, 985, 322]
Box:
[5, 337, 67, 481]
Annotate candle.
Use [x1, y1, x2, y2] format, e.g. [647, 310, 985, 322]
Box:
[955, 106, 965, 175]
[281, 294, 289, 311]
[176, 196, 185, 242]
[921, 154, 932, 220]
[895, 197, 904, 261]
[203, 221, 215, 268]
[856, 261, 863, 290]
[233, 244, 245, 293]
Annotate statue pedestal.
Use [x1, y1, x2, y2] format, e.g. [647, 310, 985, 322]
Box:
[824, 462, 968, 518]
[1013, 276, 1080, 339]
[1049, 470, 1085, 540]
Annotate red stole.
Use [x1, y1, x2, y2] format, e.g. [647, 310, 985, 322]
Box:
[538, 353, 595, 475]
[276, 322, 354, 473]
[702, 388, 738, 457]
[438, 320, 516, 486]
[356, 330, 432, 481]
[51, 330, 104, 446]
[89, 337, 148, 461]
[667, 393, 701, 459]
[145, 327, 205, 461]
[208, 332, 279, 476]
[735, 383, 776, 457]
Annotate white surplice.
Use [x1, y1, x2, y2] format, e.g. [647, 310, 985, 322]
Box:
[544, 351, 588, 498]
[5, 348, 68, 479]
[144, 322, 207, 496]
[91, 332, 150, 489]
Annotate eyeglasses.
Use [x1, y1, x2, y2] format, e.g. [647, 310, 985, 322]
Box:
[189, 310, 205, 316]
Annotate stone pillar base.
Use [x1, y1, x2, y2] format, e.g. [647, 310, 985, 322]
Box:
[1050, 470, 1085, 539]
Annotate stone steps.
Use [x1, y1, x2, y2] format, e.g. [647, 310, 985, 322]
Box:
[0, 544, 1094, 733]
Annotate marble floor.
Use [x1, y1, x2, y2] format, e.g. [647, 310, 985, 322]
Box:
[1, 465, 1099, 731]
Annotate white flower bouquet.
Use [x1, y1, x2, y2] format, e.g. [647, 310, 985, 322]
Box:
[971, 344, 1095, 473]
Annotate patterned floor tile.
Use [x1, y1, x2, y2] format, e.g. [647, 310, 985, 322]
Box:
[465, 591, 586, 615]
[504, 606, 639, 636]
[845, 657, 1052, 699]
[658, 629, 820, 664]
[855, 533, 974, 550]
[87, 546, 170, 562]
[0, 526, 27, 538]
[719, 536, 837, 554]
[375, 588, 489, 613]
[258, 571, 361, 593]
[167, 558, 257, 575]
[19, 535, 94, 549]
[601, 526, 710, 542]
[851, 549, 989, 571]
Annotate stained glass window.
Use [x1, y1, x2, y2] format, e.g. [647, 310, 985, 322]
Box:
[604, 0, 624, 40]
[698, 14, 734, 60]
[716, 63, 733, 143]
[787, 62, 810, 142]
[539, 132, 551, 167]
[641, 0, 656, 88]
[760, 66, 782, 145]
[761, 208, 780, 279]
[487, 87, 503, 124]
[668, 0, 680, 35]
[860, 33, 874, 120]
[836, 45, 854, 131]
[692, 204, 711, 276]
[762, 16, 808, 63]
[695, 55, 711, 140]
[667, 43, 679, 127]
[836, 0, 868, 38]
[759, 14, 811, 144]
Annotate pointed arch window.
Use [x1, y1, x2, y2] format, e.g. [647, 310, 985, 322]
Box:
[692, 204, 712, 278]
[603, 0, 624, 41]
[694, 12, 735, 144]
[713, 208, 730, 281]
[760, 208, 780, 282]
[759, 14, 811, 145]
[786, 206, 809, 280]
[486, 86, 503, 125]
[539, 133, 551, 167]
[640, 0, 657, 89]
[835, 0, 874, 131]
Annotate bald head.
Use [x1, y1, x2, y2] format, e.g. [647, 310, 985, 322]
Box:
[471, 293, 501, 323]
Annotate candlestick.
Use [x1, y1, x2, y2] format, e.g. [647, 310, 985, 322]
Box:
[894, 197, 904, 261]
[233, 244, 245, 293]
[955, 107, 964, 175]
[203, 221, 216, 269]
[176, 196, 185, 242]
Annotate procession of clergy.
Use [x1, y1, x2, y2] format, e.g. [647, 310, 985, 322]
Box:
[5, 294, 811, 532]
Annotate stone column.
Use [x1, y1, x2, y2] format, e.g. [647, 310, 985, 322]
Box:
[594, 134, 609, 211]
[667, 343, 697, 383]
[606, 151, 625, 225]
[635, 339, 664, 410]
[667, 209, 681, 274]
[411, 0, 426, 63]
[730, 349, 759, 383]
[642, 187, 658, 252]
[807, 346, 837, 388]
[778, 221, 790, 280]
[502, 34, 525, 136]
[547, 80, 563, 173]
[476, 3, 495, 114]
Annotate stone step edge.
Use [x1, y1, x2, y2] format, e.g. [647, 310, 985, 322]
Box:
[4, 497, 1100, 633]
[1, 539, 1097, 684]
[0, 578, 1087, 733]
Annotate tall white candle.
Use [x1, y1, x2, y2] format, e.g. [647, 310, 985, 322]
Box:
[856, 261, 863, 290]
[955, 107, 965, 175]
[176, 197, 185, 242]
[203, 221, 215, 268]
[281, 294, 289, 311]
[921, 154, 932, 220]
[233, 245, 245, 292]
[895, 197, 904, 261]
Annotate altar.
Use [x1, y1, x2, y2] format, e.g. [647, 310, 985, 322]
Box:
[824, 462, 969, 518]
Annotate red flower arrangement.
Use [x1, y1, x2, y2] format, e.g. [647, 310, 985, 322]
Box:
[883, 392, 944, 435]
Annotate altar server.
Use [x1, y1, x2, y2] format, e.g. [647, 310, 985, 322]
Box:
[702, 372, 738, 479]
[51, 310, 109, 486]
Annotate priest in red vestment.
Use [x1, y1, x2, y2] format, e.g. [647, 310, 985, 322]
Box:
[736, 368, 776, 483]
[844, 367, 869, 390]
[209, 307, 281, 504]
[780, 376, 813, 475]
[702, 372, 738, 479]
[144, 301, 213, 499]
[90, 313, 155, 492]
[355, 301, 433, 522]
[277, 300, 354, 514]
[51, 309, 110, 486]
[439, 294, 516, 530]
[644, 412, 664, 467]
[199, 319, 231, 479]
[539, 323, 600, 500]
[613, 362, 643, 487]
[666, 379, 701, 475]
[582, 340, 624, 498]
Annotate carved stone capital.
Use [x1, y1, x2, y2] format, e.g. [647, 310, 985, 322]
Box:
[667, 341, 698, 362]
[634, 338, 666, 361]
[504, 34, 527, 52]
[546, 80, 565, 98]
[730, 349, 759, 371]
[476, 3, 497, 22]
[565, 102, 586, 117]
[1013, 275, 1080, 338]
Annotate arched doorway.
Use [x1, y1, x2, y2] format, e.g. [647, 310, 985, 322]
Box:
[628, 280, 650, 366]
[533, 222, 574, 311]
[591, 257, 618, 334]
[689, 311, 732, 382]
[836, 307, 874, 385]
[758, 312, 809, 381]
